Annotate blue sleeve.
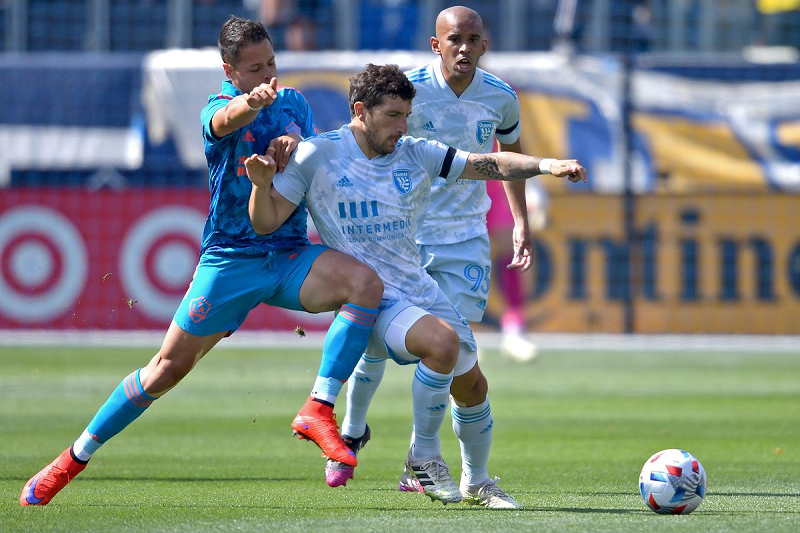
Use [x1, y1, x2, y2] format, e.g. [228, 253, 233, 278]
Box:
[298, 94, 318, 139]
[283, 89, 318, 140]
[201, 96, 231, 144]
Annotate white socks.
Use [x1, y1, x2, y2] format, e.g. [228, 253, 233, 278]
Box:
[452, 396, 493, 487]
[341, 354, 386, 437]
[409, 363, 453, 462]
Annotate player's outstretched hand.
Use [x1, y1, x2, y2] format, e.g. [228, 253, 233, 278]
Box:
[507, 224, 533, 272]
[246, 77, 279, 111]
[244, 149, 277, 188]
[268, 135, 300, 172]
[550, 159, 587, 183]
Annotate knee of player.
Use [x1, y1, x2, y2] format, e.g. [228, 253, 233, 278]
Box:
[348, 264, 383, 306]
[451, 364, 488, 403]
[470, 373, 489, 399]
[429, 326, 460, 368]
[143, 355, 193, 394]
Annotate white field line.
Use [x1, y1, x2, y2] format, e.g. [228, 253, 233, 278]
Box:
[0, 330, 798, 353]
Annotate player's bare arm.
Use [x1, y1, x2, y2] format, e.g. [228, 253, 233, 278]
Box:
[498, 140, 533, 272]
[461, 152, 587, 183]
[211, 77, 279, 138]
[244, 149, 297, 234]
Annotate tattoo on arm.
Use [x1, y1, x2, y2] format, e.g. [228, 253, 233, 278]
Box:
[474, 156, 502, 180]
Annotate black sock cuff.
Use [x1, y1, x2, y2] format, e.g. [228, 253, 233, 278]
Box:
[69, 446, 89, 465]
[312, 398, 335, 408]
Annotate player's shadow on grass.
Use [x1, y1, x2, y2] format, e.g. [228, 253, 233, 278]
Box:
[536, 507, 637, 514]
[711, 491, 800, 498]
[51, 476, 297, 483]
[573, 491, 640, 496]
[571, 489, 800, 499]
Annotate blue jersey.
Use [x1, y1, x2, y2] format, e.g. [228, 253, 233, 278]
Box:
[200, 80, 318, 255]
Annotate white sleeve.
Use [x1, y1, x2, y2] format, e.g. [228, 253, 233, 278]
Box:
[409, 137, 468, 184]
[496, 95, 521, 145]
[272, 140, 319, 205]
[440, 147, 469, 184]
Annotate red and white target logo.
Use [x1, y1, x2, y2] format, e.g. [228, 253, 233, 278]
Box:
[0, 206, 88, 322]
[120, 206, 205, 321]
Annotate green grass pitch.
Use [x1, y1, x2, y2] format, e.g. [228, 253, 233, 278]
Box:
[1, 344, 798, 532]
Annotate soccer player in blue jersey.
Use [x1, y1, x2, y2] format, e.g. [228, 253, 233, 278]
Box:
[337, 6, 546, 508]
[243, 63, 585, 504]
[20, 16, 382, 507]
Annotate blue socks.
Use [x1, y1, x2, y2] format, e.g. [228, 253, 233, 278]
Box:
[312, 303, 378, 404]
[72, 369, 157, 461]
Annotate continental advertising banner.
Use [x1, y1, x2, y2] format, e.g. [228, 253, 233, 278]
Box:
[3, 189, 797, 333]
[527, 193, 800, 333]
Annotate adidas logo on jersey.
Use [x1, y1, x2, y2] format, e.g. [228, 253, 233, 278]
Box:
[336, 175, 354, 188]
[242, 130, 255, 142]
[421, 121, 436, 132]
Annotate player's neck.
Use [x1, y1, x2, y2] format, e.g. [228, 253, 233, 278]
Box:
[446, 76, 472, 97]
[442, 69, 474, 98]
[348, 123, 379, 160]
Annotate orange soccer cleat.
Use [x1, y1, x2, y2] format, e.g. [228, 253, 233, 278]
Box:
[20, 448, 87, 506]
[291, 397, 357, 467]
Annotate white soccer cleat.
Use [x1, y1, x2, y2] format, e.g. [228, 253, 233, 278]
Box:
[460, 476, 521, 509]
[501, 333, 537, 362]
[398, 451, 462, 504]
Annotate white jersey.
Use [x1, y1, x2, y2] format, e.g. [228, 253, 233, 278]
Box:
[273, 124, 469, 308]
[405, 57, 521, 245]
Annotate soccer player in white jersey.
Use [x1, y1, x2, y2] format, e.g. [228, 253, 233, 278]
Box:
[409, 6, 536, 361]
[337, 7, 545, 508]
[243, 64, 586, 506]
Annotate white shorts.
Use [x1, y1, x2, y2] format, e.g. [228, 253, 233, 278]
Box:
[419, 234, 491, 322]
[366, 289, 478, 377]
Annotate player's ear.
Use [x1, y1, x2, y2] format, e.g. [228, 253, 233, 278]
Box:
[222, 62, 234, 80]
[479, 37, 488, 57]
[353, 101, 365, 120]
[431, 36, 440, 55]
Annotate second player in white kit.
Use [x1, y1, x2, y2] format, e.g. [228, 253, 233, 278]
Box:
[244, 63, 586, 506]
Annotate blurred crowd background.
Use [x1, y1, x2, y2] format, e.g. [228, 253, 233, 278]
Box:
[3, 0, 800, 54]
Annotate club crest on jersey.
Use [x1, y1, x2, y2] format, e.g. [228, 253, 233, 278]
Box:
[476, 120, 493, 145]
[392, 169, 412, 195]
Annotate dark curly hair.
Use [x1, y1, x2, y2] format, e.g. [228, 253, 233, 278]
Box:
[349, 64, 416, 118]
[218, 15, 272, 65]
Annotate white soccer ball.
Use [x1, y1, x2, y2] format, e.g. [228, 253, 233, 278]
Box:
[639, 449, 707, 514]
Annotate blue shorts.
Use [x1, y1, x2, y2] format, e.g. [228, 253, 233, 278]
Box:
[173, 245, 327, 337]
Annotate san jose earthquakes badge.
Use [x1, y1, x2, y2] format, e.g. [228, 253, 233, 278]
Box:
[476, 120, 493, 145]
[392, 169, 412, 195]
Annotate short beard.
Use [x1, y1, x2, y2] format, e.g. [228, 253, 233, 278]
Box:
[364, 127, 394, 156]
